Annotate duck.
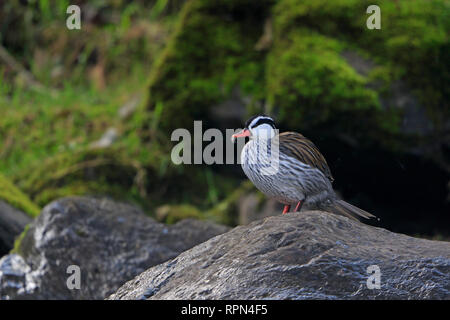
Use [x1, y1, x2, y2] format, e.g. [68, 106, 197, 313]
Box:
[232, 114, 377, 221]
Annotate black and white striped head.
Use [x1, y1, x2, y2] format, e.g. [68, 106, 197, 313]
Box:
[232, 115, 277, 141]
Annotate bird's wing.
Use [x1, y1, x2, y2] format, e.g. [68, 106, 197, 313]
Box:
[278, 132, 334, 183]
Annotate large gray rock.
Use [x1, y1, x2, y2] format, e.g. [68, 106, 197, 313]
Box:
[0, 197, 229, 300]
[0, 200, 32, 256]
[109, 211, 450, 300]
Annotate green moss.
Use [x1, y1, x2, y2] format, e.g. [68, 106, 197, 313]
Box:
[156, 204, 203, 224]
[13, 145, 154, 208]
[10, 224, 30, 256]
[266, 29, 381, 129]
[272, 0, 449, 131]
[141, 0, 447, 153]
[0, 173, 40, 217]
[12, 138, 240, 214]
[142, 0, 271, 133]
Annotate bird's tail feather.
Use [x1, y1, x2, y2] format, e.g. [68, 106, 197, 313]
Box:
[329, 200, 378, 221]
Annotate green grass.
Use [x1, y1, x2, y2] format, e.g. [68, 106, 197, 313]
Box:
[0, 66, 147, 178]
[0, 64, 163, 209]
[0, 1, 177, 212]
[10, 224, 30, 255]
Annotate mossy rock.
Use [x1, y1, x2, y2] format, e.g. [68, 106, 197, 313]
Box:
[12, 146, 149, 208]
[0, 173, 40, 218]
[142, 0, 448, 153]
[271, 0, 449, 133]
[141, 0, 272, 133]
[12, 142, 240, 216]
[266, 29, 382, 127]
[10, 224, 30, 256]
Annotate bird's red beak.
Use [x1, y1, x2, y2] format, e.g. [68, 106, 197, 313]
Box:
[232, 129, 251, 141]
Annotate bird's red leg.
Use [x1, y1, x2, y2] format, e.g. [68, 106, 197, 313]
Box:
[294, 200, 304, 212]
[282, 205, 291, 215]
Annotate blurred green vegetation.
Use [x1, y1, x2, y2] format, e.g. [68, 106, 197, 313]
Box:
[142, 0, 271, 132]
[140, 0, 449, 228]
[0, 0, 195, 219]
[146, 0, 448, 147]
[0, 0, 448, 231]
[0, 173, 39, 217]
[0, 0, 180, 89]
[271, 0, 449, 139]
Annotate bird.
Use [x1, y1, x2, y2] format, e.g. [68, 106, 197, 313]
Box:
[232, 114, 377, 221]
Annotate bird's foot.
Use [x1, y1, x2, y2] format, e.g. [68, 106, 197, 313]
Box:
[282, 205, 291, 215]
[294, 200, 304, 212]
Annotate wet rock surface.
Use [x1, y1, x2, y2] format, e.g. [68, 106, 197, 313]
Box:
[109, 211, 450, 300]
[0, 201, 32, 256]
[0, 197, 229, 299]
